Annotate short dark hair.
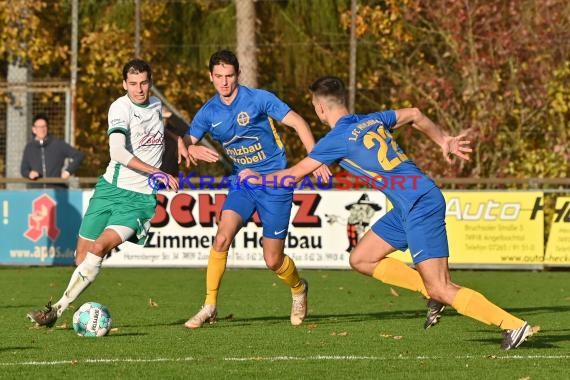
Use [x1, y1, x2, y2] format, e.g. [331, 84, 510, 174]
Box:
[309, 76, 348, 106]
[209, 50, 239, 73]
[33, 113, 49, 127]
[122, 59, 152, 81]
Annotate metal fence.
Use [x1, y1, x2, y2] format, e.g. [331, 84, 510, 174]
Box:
[0, 81, 71, 185]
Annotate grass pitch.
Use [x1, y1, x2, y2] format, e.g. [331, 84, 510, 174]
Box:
[1, 267, 569, 379]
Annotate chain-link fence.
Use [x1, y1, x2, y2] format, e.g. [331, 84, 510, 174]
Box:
[0, 81, 71, 188]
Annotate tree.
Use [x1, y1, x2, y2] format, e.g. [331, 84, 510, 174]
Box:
[235, 0, 257, 87]
[338, 0, 569, 180]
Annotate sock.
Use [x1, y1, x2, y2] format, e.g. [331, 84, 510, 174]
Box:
[204, 249, 228, 305]
[53, 252, 102, 316]
[372, 257, 429, 298]
[275, 255, 304, 295]
[451, 287, 525, 330]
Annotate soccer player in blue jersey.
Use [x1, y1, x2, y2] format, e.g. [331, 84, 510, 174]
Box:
[240, 76, 534, 350]
[182, 50, 330, 329]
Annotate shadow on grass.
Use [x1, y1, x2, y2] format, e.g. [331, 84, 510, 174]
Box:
[106, 332, 148, 338]
[0, 346, 35, 353]
[0, 304, 41, 309]
[472, 327, 570, 350]
[110, 304, 570, 332]
[502, 305, 570, 315]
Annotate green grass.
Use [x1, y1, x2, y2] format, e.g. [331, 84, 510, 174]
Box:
[1, 267, 569, 379]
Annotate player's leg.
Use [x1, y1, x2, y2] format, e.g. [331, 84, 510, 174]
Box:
[351, 206, 445, 329]
[411, 188, 532, 348]
[74, 237, 91, 265]
[351, 210, 430, 298]
[26, 228, 125, 327]
[53, 229, 124, 313]
[415, 258, 532, 349]
[416, 258, 524, 329]
[185, 189, 251, 329]
[27, 186, 110, 327]
[262, 237, 308, 326]
[28, 181, 155, 327]
[51, 187, 156, 316]
[207, 210, 243, 303]
[258, 186, 307, 325]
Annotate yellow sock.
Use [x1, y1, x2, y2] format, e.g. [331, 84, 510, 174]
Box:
[451, 287, 525, 329]
[204, 248, 228, 305]
[372, 257, 429, 298]
[275, 255, 304, 294]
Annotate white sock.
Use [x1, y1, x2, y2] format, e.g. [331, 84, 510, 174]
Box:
[53, 252, 103, 316]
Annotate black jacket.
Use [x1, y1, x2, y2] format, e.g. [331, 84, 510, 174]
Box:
[20, 135, 85, 188]
[160, 114, 188, 176]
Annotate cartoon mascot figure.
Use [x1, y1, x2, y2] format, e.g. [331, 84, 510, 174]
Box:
[345, 194, 382, 252]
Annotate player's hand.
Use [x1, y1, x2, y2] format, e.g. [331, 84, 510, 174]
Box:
[442, 133, 471, 163]
[29, 170, 40, 180]
[177, 137, 191, 168]
[238, 169, 262, 184]
[61, 170, 71, 179]
[164, 173, 179, 192]
[312, 164, 332, 184]
[187, 145, 219, 166]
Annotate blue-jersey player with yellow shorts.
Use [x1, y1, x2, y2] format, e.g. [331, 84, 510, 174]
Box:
[183, 50, 330, 329]
[240, 76, 534, 350]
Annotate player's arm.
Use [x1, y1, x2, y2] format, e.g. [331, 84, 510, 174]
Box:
[394, 108, 471, 163]
[182, 135, 219, 165]
[109, 131, 179, 191]
[240, 156, 323, 187]
[281, 110, 332, 181]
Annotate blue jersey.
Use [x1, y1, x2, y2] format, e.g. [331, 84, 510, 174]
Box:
[309, 110, 437, 213]
[189, 85, 291, 176]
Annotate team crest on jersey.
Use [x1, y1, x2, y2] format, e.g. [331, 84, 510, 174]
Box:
[237, 112, 250, 126]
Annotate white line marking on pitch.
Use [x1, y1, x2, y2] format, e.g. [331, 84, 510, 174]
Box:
[1, 355, 570, 366]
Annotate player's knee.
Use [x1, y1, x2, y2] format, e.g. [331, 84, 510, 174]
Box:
[90, 241, 107, 257]
[213, 233, 232, 251]
[348, 254, 364, 272]
[264, 254, 282, 271]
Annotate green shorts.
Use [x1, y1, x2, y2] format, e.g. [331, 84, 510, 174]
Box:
[79, 177, 157, 245]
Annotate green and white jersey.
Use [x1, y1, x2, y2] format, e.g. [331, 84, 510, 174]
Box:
[103, 94, 164, 194]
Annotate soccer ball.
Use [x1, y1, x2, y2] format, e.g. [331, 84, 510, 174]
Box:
[72, 302, 112, 337]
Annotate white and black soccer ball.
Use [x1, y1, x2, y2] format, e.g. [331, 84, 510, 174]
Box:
[72, 302, 112, 337]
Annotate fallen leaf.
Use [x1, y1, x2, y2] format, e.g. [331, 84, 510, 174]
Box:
[149, 298, 159, 308]
[390, 288, 399, 297]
